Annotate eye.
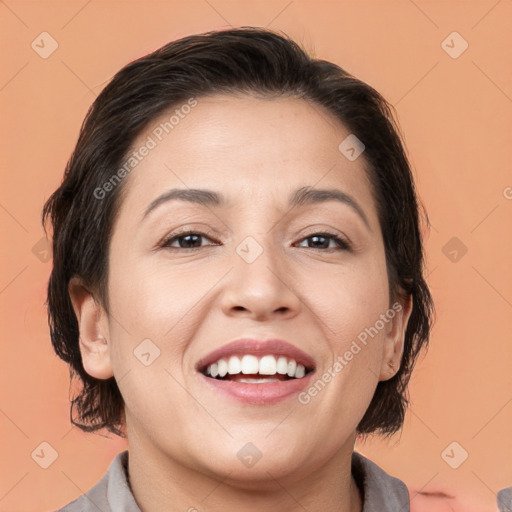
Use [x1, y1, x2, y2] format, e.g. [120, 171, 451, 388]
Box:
[295, 231, 351, 251]
[160, 230, 219, 250]
[159, 230, 351, 252]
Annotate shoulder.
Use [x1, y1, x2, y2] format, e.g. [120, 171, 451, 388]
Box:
[54, 451, 140, 512]
[55, 477, 108, 512]
[352, 451, 410, 512]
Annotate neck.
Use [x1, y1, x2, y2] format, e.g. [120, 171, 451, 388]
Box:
[126, 426, 363, 512]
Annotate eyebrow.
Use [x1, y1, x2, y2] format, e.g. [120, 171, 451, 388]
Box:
[142, 186, 371, 229]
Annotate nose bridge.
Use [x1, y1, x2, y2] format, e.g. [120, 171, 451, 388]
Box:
[221, 229, 300, 319]
[229, 201, 283, 271]
[236, 233, 282, 284]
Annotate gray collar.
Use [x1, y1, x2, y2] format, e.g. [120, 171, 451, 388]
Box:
[351, 451, 410, 511]
[58, 450, 410, 511]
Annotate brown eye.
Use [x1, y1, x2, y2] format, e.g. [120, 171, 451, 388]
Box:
[161, 231, 218, 250]
[296, 232, 351, 251]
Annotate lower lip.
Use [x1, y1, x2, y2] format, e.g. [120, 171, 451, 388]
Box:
[199, 372, 315, 405]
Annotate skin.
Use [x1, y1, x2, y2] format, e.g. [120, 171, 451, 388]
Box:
[69, 94, 413, 512]
[409, 484, 504, 511]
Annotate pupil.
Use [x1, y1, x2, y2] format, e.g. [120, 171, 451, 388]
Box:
[310, 235, 327, 248]
[181, 234, 200, 248]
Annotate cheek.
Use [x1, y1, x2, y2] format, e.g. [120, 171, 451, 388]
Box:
[299, 256, 391, 414]
[105, 255, 222, 394]
[108, 254, 204, 338]
[104, 260, 196, 436]
[308, 254, 390, 344]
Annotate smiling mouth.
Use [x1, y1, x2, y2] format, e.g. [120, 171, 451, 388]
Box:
[200, 354, 314, 382]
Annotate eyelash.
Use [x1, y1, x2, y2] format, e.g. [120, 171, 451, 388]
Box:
[160, 229, 352, 252]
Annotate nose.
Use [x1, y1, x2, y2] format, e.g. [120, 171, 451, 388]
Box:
[220, 239, 302, 322]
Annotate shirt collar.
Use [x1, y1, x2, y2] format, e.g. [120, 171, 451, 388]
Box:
[96, 449, 410, 511]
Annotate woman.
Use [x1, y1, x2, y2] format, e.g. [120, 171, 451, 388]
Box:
[44, 26, 434, 511]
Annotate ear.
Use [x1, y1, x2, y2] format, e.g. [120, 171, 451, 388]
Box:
[68, 276, 114, 380]
[379, 293, 413, 381]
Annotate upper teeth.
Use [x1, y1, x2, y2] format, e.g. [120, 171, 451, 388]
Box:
[205, 355, 307, 379]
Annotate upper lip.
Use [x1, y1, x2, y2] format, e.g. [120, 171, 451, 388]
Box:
[195, 338, 316, 373]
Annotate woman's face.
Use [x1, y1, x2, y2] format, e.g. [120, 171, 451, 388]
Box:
[82, 94, 410, 484]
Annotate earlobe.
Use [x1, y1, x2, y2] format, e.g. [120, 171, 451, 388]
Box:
[379, 294, 413, 381]
[68, 277, 114, 380]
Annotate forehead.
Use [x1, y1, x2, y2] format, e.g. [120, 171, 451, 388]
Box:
[119, 94, 375, 219]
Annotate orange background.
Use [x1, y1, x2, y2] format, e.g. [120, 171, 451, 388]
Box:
[1, 1, 511, 511]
